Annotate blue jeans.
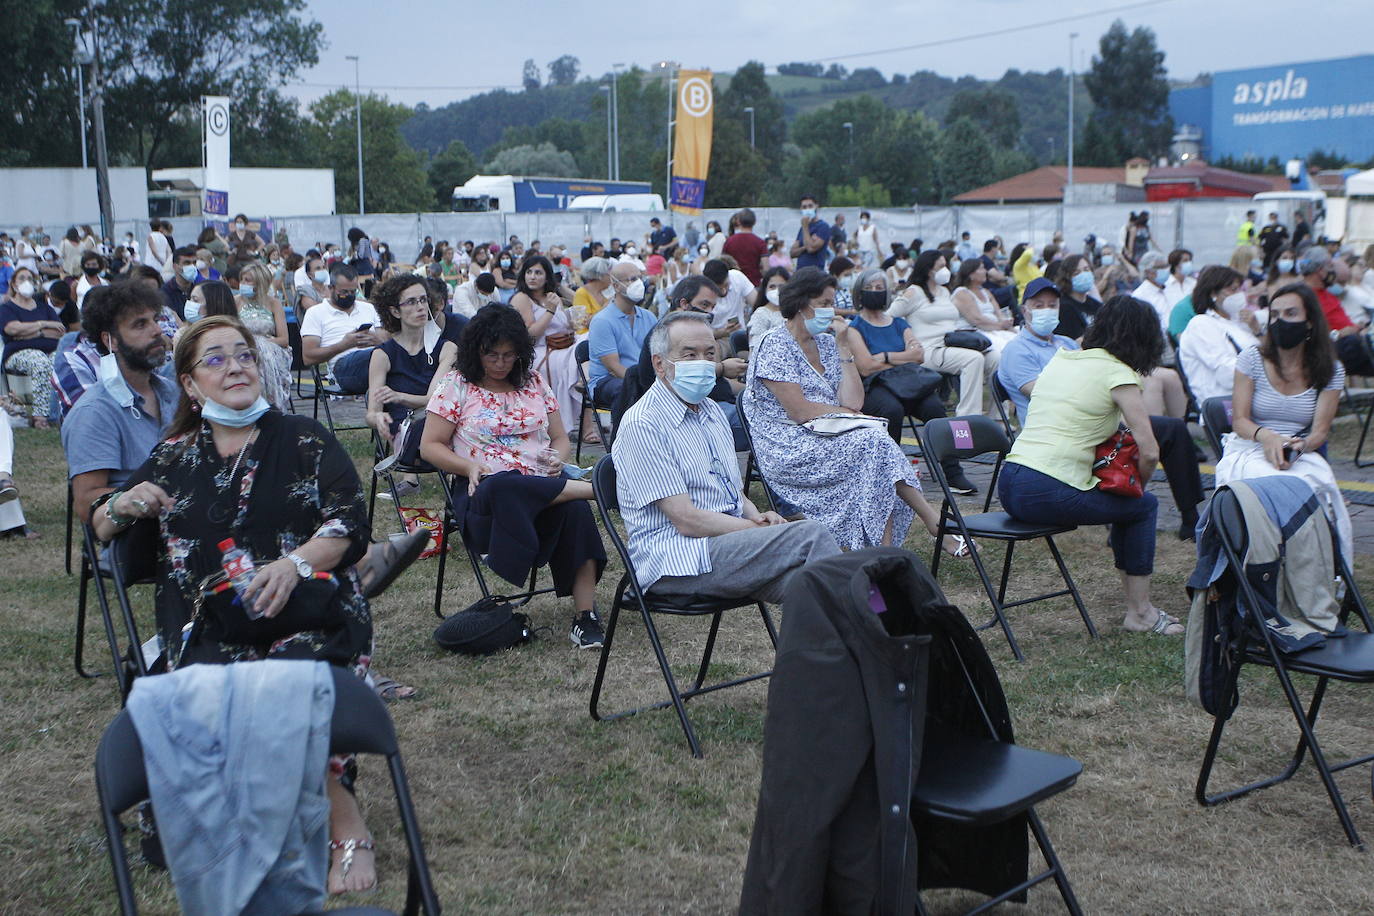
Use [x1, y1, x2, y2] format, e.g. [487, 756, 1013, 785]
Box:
[998, 461, 1157, 576]
[330, 348, 373, 394]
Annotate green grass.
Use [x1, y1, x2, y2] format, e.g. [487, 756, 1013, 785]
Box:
[4, 420, 1374, 913]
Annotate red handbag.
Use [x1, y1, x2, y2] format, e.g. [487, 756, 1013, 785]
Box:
[1092, 426, 1143, 497]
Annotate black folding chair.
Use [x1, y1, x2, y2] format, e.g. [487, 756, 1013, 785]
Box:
[1195, 486, 1374, 848]
[95, 665, 441, 915]
[913, 636, 1084, 916]
[573, 340, 613, 463]
[921, 416, 1095, 662]
[1199, 396, 1233, 464]
[1166, 331, 1201, 424]
[309, 364, 370, 434]
[589, 455, 779, 758]
[429, 470, 555, 620]
[65, 479, 75, 575]
[77, 519, 160, 702]
[734, 388, 778, 513]
[988, 373, 1018, 439]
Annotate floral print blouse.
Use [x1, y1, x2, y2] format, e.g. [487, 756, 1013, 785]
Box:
[426, 369, 559, 476]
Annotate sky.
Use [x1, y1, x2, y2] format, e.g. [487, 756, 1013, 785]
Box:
[290, 0, 1372, 110]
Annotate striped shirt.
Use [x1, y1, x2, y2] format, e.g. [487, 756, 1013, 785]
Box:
[51, 334, 102, 415]
[1237, 345, 1344, 437]
[612, 379, 742, 590]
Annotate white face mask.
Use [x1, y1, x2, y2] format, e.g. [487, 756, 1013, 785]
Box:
[15, 281, 35, 298]
[896, 259, 910, 271]
[1219, 292, 1247, 319]
[196, 260, 208, 271]
[765, 287, 781, 307]
[933, 267, 952, 285]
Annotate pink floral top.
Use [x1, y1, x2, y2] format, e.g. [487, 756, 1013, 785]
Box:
[426, 369, 559, 475]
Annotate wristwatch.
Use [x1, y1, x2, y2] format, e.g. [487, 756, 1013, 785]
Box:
[285, 552, 314, 579]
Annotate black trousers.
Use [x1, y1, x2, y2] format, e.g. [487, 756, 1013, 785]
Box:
[1150, 415, 1204, 536]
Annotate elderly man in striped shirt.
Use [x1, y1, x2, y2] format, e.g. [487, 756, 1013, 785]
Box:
[613, 311, 839, 604]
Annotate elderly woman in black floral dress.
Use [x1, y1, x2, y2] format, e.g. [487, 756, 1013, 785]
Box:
[92, 315, 379, 896]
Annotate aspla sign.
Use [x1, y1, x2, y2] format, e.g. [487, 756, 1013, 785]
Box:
[1210, 55, 1374, 161]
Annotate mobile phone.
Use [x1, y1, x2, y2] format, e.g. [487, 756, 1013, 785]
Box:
[1282, 445, 1294, 464]
[356, 323, 373, 332]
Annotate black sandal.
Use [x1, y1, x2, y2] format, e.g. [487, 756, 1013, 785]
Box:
[360, 529, 429, 599]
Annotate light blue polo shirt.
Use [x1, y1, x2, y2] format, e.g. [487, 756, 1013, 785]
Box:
[587, 304, 657, 396]
[62, 360, 181, 488]
[996, 326, 1079, 420]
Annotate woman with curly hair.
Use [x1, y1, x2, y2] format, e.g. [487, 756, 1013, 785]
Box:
[419, 304, 608, 648]
[999, 295, 1180, 636]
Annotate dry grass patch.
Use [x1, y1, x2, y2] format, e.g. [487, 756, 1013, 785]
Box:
[2, 426, 1373, 913]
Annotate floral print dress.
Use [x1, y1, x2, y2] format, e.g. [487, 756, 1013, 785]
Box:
[121, 411, 372, 672]
[743, 328, 920, 550]
[427, 368, 559, 474]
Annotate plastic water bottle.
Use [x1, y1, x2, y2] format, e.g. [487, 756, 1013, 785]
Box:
[219, 538, 264, 619]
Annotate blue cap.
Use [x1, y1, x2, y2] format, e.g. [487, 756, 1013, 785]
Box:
[1022, 277, 1059, 303]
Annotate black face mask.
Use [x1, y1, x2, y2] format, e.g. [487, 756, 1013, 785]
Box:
[859, 289, 888, 310]
[334, 293, 356, 308]
[1270, 318, 1308, 350]
[83, 265, 100, 276]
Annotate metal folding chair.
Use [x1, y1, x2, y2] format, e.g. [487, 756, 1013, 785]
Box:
[588, 455, 778, 758]
[921, 416, 1095, 662]
[1195, 486, 1374, 848]
[94, 665, 442, 915]
[573, 340, 613, 463]
[989, 373, 1018, 439]
[1199, 396, 1233, 464]
[77, 519, 160, 703]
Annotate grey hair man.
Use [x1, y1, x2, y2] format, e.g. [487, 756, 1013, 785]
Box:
[612, 311, 840, 604]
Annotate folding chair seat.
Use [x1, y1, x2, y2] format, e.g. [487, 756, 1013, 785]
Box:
[76, 519, 160, 702]
[94, 665, 441, 915]
[588, 455, 778, 758]
[920, 416, 1095, 662]
[1194, 486, 1374, 848]
[429, 469, 556, 620]
[1199, 396, 1232, 464]
[572, 340, 613, 463]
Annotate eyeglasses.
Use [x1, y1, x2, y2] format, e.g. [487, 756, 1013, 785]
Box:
[196, 349, 258, 372]
[481, 350, 518, 364]
[399, 295, 430, 308]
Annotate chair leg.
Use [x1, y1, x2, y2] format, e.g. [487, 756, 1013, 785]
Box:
[431, 510, 451, 620]
[638, 601, 704, 758]
[690, 612, 725, 692]
[74, 564, 102, 679]
[967, 538, 1025, 663]
[1027, 809, 1085, 916]
[758, 602, 779, 649]
[590, 579, 629, 723]
[367, 467, 380, 528]
[1356, 397, 1374, 468]
[65, 486, 75, 576]
[1045, 536, 1097, 638]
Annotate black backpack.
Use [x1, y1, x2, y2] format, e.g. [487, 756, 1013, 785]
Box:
[433, 597, 533, 655]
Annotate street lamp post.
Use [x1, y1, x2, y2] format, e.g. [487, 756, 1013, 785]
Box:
[346, 55, 364, 215]
[611, 63, 625, 181]
[64, 18, 87, 169]
[83, 0, 112, 239]
[743, 106, 755, 148]
[842, 122, 854, 176]
[1067, 32, 1078, 191]
[660, 61, 678, 209]
[599, 85, 612, 180]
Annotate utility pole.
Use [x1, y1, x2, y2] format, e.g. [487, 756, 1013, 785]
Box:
[662, 61, 678, 207]
[744, 106, 755, 148]
[842, 122, 854, 177]
[1067, 32, 1078, 191]
[600, 85, 612, 179]
[86, 0, 113, 239]
[346, 55, 364, 214]
[611, 63, 625, 181]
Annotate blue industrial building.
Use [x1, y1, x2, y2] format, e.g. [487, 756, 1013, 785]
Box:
[1169, 55, 1374, 163]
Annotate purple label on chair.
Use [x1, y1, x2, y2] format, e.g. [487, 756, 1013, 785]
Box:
[1223, 399, 1233, 422]
[950, 420, 973, 449]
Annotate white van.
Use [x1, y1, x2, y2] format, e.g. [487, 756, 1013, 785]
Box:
[566, 193, 666, 212]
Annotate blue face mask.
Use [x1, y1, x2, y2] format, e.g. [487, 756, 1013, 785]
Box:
[1071, 272, 1094, 293]
[238, 283, 255, 298]
[1100, 255, 1115, 266]
[195, 384, 271, 427]
[1029, 308, 1060, 336]
[668, 359, 716, 404]
[1328, 283, 1346, 297]
[1250, 259, 1264, 273]
[184, 299, 202, 322]
[1154, 268, 1171, 286]
[805, 306, 835, 336]
[313, 269, 330, 285]
[1277, 258, 1294, 274]
[180, 264, 198, 282]
[1180, 261, 1197, 277]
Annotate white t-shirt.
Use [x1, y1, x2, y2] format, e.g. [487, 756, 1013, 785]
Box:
[300, 298, 380, 371]
[712, 268, 755, 331]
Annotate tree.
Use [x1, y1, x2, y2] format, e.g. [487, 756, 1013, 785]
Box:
[428, 139, 477, 209]
[846, 68, 887, 90]
[937, 117, 995, 201]
[309, 90, 431, 213]
[231, 86, 321, 169]
[1079, 20, 1172, 165]
[0, 0, 86, 167]
[485, 142, 579, 177]
[826, 178, 891, 208]
[777, 62, 823, 78]
[703, 118, 767, 208]
[944, 87, 1020, 149]
[718, 62, 786, 169]
[823, 64, 849, 81]
[522, 59, 541, 92]
[99, 0, 323, 170]
[547, 55, 579, 87]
